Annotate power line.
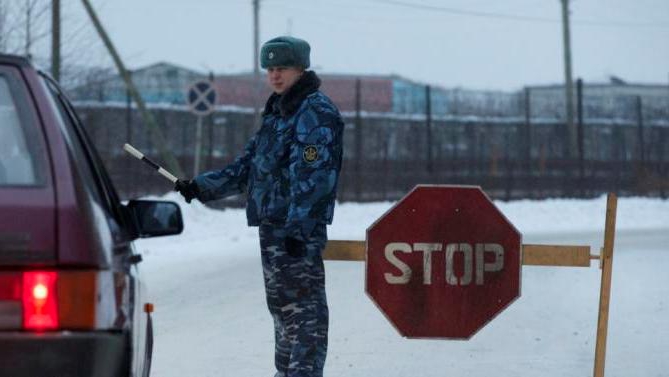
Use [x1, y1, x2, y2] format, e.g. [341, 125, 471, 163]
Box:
[369, 0, 669, 28]
[373, 0, 558, 23]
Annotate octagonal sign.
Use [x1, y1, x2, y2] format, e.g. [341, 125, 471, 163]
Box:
[365, 185, 522, 339]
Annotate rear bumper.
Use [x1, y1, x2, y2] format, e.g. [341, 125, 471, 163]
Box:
[0, 331, 129, 377]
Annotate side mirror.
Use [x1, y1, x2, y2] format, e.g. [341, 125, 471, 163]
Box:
[126, 200, 184, 238]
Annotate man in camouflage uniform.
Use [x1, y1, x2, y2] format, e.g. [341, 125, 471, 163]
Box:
[175, 36, 344, 377]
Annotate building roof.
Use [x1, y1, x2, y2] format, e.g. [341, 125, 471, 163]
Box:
[130, 61, 205, 77]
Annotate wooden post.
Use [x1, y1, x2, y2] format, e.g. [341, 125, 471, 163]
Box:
[125, 74, 135, 198]
[593, 193, 617, 377]
[323, 241, 593, 267]
[81, 0, 184, 178]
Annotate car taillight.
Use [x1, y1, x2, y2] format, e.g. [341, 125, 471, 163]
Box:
[0, 270, 103, 331]
[22, 271, 59, 331]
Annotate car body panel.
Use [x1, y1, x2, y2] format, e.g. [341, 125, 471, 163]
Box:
[0, 54, 182, 377]
[0, 331, 129, 377]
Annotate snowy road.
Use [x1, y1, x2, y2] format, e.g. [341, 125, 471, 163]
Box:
[137, 195, 669, 377]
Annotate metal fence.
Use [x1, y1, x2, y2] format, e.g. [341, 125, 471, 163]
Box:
[75, 94, 669, 204]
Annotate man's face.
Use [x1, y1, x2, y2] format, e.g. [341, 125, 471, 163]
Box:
[266, 66, 303, 94]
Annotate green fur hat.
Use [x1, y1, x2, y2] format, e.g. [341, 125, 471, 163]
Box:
[260, 36, 310, 69]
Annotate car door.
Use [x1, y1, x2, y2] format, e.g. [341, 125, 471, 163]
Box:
[40, 74, 150, 377]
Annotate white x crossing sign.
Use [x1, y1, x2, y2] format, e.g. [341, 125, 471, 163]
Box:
[186, 81, 217, 116]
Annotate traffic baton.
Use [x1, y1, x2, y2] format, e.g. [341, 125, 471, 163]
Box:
[123, 143, 178, 183]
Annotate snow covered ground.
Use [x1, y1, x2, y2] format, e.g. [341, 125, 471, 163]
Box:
[136, 193, 669, 377]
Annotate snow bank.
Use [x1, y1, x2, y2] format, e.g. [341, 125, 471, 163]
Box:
[147, 193, 669, 243]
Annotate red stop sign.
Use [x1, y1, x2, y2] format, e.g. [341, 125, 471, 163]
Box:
[366, 185, 521, 339]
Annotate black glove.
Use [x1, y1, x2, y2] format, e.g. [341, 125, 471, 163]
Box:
[285, 236, 306, 258]
[174, 179, 198, 203]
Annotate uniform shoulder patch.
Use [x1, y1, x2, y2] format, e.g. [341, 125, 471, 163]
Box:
[303, 145, 319, 163]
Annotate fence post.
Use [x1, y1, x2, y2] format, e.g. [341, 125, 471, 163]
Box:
[636, 96, 645, 165]
[126, 73, 132, 145]
[207, 111, 214, 171]
[382, 124, 390, 201]
[523, 88, 532, 197]
[660, 127, 667, 198]
[613, 127, 624, 194]
[182, 114, 188, 172]
[504, 131, 512, 200]
[355, 78, 363, 201]
[577, 78, 585, 196]
[425, 85, 433, 176]
[125, 75, 134, 197]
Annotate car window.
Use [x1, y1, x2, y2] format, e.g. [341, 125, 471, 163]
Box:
[40, 76, 109, 205]
[39, 75, 126, 226]
[0, 75, 43, 186]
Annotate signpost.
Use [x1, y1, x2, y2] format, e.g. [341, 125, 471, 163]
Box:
[366, 185, 521, 339]
[323, 185, 619, 376]
[186, 80, 217, 176]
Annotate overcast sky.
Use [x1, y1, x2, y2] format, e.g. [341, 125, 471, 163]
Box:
[57, 0, 669, 91]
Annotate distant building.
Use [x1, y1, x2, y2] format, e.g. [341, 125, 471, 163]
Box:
[211, 72, 445, 114]
[529, 77, 668, 99]
[69, 62, 206, 104]
[527, 78, 669, 121]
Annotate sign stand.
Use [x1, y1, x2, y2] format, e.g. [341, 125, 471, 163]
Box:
[323, 190, 618, 376]
[193, 116, 204, 176]
[185, 81, 217, 177]
[594, 193, 617, 377]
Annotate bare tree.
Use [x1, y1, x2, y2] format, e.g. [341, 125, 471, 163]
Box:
[0, 4, 6, 51]
[0, 0, 108, 91]
[58, 1, 109, 89]
[0, 0, 50, 56]
[23, 0, 51, 57]
[0, 2, 21, 53]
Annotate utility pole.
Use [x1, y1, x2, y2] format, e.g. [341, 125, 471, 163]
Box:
[51, 0, 60, 81]
[253, 0, 259, 80]
[560, 0, 577, 158]
[81, 0, 184, 177]
[250, 0, 260, 143]
[25, 1, 32, 57]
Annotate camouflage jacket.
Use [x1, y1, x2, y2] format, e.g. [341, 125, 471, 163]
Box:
[193, 71, 344, 240]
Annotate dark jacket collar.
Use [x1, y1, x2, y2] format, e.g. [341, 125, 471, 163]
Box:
[263, 70, 321, 118]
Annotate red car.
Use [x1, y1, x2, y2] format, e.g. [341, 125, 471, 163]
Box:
[0, 54, 182, 376]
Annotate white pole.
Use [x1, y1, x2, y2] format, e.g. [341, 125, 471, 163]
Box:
[193, 116, 203, 177]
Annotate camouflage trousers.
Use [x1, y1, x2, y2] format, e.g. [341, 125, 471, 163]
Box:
[259, 223, 329, 377]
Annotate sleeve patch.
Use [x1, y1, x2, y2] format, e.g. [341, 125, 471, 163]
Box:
[303, 145, 319, 163]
